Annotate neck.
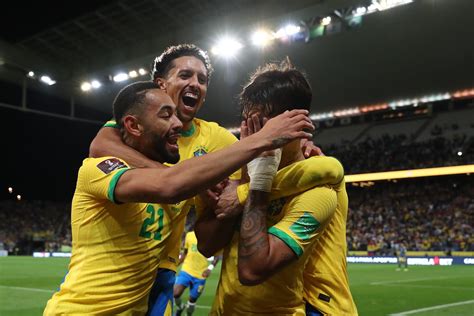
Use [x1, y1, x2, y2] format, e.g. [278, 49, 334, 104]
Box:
[182, 120, 194, 132]
[279, 140, 305, 169]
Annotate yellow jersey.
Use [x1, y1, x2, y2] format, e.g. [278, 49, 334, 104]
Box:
[303, 179, 358, 315]
[44, 157, 188, 315]
[102, 118, 240, 272]
[210, 157, 343, 316]
[180, 231, 210, 279]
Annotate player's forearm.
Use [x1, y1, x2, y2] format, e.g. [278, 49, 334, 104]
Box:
[90, 127, 162, 168]
[195, 213, 236, 257]
[238, 191, 272, 285]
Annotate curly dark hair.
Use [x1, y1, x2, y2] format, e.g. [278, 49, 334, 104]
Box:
[240, 57, 312, 118]
[151, 44, 213, 83]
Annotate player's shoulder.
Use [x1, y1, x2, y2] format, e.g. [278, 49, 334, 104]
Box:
[194, 118, 234, 135]
[80, 157, 130, 176]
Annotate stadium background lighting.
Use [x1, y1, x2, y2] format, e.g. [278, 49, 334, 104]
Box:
[345, 165, 474, 183]
[321, 16, 332, 26]
[81, 82, 91, 91]
[458, 151, 463, 156]
[16, 194, 21, 201]
[138, 68, 147, 76]
[40, 75, 56, 86]
[8, 187, 13, 194]
[211, 37, 243, 58]
[129, 70, 138, 78]
[113, 73, 129, 82]
[27, 71, 35, 77]
[251, 30, 274, 47]
[91, 80, 101, 89]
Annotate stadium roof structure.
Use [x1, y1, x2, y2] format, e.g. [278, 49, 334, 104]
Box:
[1, 0, 473, 126]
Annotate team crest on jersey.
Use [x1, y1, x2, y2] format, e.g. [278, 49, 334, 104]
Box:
[96, 158, 127, 174]
[193, 145, 208, 157]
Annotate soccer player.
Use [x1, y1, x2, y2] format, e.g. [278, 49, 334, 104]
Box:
[88, 44, 322, 312]
[396, 241, 408, 271]
[174, 230, 220, 316]
[43, 81, 314, 315]
[195, 60, 346, 315]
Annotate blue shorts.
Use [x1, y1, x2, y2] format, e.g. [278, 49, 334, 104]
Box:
[175, 270, 207, 301]
[147, 269, 176, 316]
[306, 302, 324, 316]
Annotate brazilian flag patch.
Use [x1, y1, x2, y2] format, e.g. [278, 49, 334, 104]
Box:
[290, 212, 320, 240]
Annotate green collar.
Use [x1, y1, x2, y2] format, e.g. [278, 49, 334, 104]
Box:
[180, 121, 196, 137]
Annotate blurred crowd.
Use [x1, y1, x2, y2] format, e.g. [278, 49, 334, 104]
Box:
[0, 200, 71, 254]
[324, 132, 473, 174]
[346, 176, 473, 253]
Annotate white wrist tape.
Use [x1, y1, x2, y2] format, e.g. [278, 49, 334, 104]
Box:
[207, 264, 215, 271]
[247, 149, 282, 192]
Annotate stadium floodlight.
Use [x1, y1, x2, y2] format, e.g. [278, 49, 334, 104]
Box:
[113, 73, 129, 82]
[354, 6, 367, 16]
[16, 195, 21, 201]
[138, 68, 147, 76]
[27, 71, 35, 77]
[81, 82, 92, 92]
[129, 70, 138, 78]
[251, 29, 274, 47]
[457, 151, 463, 156]
[91, 80, 101, 89]
[275, 24, 301, 39]
[8, 187, 13, 194]
[211, 37, 243, 58]
[321, 16, 332, 26]
[40, 75, 56, 86]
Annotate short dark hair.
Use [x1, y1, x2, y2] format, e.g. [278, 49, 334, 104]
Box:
[113, 81, 159, 126]
[151, 44, 213, 83]
[240, 58, 312, 118]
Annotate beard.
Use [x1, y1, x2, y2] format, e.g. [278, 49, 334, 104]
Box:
[150, 133, 180, 164]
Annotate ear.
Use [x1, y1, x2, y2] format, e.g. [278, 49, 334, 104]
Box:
[122, 115, 143, 137]
[155, 77, 167, 91]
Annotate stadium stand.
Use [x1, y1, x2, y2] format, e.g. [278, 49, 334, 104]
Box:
[346, 176, 473, 253]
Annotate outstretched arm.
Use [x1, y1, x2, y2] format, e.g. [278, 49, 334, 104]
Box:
[114, 110, 314, 204]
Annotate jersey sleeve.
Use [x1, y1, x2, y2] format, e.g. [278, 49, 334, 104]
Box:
[237, 156, 344, 204]
[103, 119, 119, 128]
[268, 186, 337, 257]
[78, 157, 131, 203]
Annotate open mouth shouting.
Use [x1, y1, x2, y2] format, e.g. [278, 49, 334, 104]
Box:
[181, 89, 200, 112]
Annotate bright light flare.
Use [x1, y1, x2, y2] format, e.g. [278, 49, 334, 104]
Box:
[16, 195, 21, 201]
[81, 82, 91, 91]
[138, 68, 147, 76]
[40, 75, 56, 86]
[113, 73, 129, 82]
[8, 187, 13, 194]
[251, 30, 274, 47]
[321, 16, 332, 26]
[27, 71, 35, 77]
[91, 80, 101, 89]
[129, 70, 138, 78]
[211, 37, 243, 58]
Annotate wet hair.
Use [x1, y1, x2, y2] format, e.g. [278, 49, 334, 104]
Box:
[240, 58, 312, 118]
[151, 44, 213, 83]
[113, 81, 159, 126]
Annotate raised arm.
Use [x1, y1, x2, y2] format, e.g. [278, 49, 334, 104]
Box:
[114, 110, 314, 204]
[90, 124, 163, 168]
